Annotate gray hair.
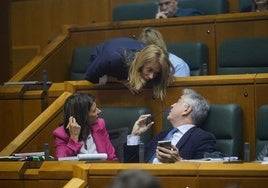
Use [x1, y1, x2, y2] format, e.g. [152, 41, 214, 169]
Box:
[182, 88, 210, 126]
[108, 169, 162, 188]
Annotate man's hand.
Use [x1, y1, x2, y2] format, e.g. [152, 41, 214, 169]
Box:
[156, 145, 182, 163]
[156, 11, 168, 19]
[156, 7, 168, 19]
[131, 114, 154, 136]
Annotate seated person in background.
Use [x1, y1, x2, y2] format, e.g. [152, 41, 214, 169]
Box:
[156, 0, 202, 19]
[256, 144, 268, 161]
[252, 0, 268, 12]
[53, 93, 117, 160]
[107, 168, 162, 188]
[124, 88, 216, 163]
[85, 37, 174, 100]
[139, 27, 190, 77]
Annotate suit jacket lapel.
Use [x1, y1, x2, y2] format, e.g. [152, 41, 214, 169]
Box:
[176, 127, 196, 148]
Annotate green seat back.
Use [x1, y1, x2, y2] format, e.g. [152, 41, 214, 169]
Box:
[217, 37, 268, 75]
[179, 0, 229, 15]
[70, 46, 95, 80]
[239, 0, 253, 12]
[112, 2, 158, 21]
[100, 107, 152, 145]
[255, 105, 268, 158]
[167, 42, 208, 76]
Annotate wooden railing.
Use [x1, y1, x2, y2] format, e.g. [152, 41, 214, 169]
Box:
[8, 11, 268, 83]
[1, 161, 268, 188]
[2, 74, 268, 160]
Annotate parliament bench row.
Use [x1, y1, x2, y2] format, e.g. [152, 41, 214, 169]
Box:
[112, 0, 258, 21]
[113, 0, 251, 21]
[102, 104, 268, 162]
[70, 37, 268, 80]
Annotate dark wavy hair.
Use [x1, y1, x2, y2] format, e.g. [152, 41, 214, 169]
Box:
[62, 93, 95, 142]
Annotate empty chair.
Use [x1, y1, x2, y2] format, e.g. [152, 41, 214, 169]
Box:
[112, 2, 158, 21]
[162, 104, 243, 158]
[255, 105, 268, 160]
[239, 0, 253, 12]
[167, 42, 208, 76]
[70, 46, 95, 80]
[100, 106, 152, 162]
[217, 37, 268, 75]
[179, 0, 229, 15]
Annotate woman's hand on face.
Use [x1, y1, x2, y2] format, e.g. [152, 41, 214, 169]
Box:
[67, 116, 81, 142]
[131, 114, 153, 136]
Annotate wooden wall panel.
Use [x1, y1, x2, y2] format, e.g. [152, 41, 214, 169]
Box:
[0, 100, 23, 150]
[0, 86, 47, 151]
[11, 0, 110, 50]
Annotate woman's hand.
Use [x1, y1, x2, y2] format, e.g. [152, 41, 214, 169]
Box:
[67, 116, 81, 142]
[156, 145, 182, 163]
[131, 114, 154, 136]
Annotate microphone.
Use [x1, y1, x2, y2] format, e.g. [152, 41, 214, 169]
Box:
[42, 70, 47, 92]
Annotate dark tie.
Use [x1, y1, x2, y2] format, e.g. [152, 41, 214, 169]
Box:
[148, 128, 178, 163]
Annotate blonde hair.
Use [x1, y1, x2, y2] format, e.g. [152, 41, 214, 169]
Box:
[138, 27, 167, 51]
[128, 44, 173, 100]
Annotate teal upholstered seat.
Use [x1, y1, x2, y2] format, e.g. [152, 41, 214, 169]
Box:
[70, 46, 95, 80]
[238, 0, 253, 12]
[217, 37, 268, 75]
[179, 0, 229, 15]
[162, 104, 243, 158]
[100, 107, 152, 162]
[167, 42, 209, 76]
[112, 2, 158, 21]
[255, 105, 268, 159]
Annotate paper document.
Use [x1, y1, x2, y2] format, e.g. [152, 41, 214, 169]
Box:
[77, 153, 107, 161]
[58, 153, 108, 161]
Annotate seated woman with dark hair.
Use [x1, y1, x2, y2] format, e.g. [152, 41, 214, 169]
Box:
[53, 93, 117, 160]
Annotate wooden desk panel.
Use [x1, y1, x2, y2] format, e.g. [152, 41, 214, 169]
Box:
[88, 176, 197, 188]
[198, 162, 268, 188]
[255, 73, 268, 115]
[1, 161, 268, 188]
[199, 177, 268, 188]
[38, 161, 85, 179]
[87, 163, 199, 188]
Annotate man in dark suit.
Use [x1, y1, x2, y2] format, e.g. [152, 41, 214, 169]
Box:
[156, 0, 202, 19]
[124, 88, 216, 163]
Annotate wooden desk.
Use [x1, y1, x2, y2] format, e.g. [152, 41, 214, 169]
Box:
[80, 162, 199, 188]
[1, 161, 268, 188]
[72, 162, 268, 188]
[198, 162, 268, 188]
[24, 161, 85, 188]
[0, 161, 26, 188]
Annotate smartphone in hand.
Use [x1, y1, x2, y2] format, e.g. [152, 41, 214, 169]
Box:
[158, 140, 171, 149]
